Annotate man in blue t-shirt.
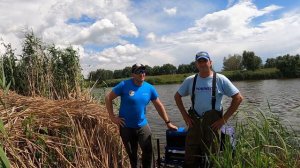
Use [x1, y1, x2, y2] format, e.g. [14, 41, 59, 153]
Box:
[174, 51, 243, 168]
[105, 63, 177, 168]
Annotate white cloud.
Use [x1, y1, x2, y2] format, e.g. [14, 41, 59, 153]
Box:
[163, 7, 177, 16]
[71, 12, 138, 45]
[127, 0, 214, 35]
[0, 0, 137, 49]
[146, 32, 156, 42]
[1, 0, 300, 75]
[139, 0, 300, 70]
[0, 0, 139, 76]
[80, 44, 144, 75]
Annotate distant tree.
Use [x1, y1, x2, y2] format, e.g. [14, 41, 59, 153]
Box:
[242, 51, 262, 71]
[88, 69, 113, 81]
[264, 58, 277, 68]
[190, 61, 198, 73]
[276, 54, 300, 78]
[113, 69, 123, 79]
[144, 65, 153, 76]
[223, 54, 243, 71]
[160, 63, 177, 74]
[177, 64, 191, 74]
[152, 66, 161, 75]
[122, 66, 132, 77]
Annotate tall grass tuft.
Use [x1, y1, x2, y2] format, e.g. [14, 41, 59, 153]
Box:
[210, 109, 300, 168]
[0, 31, 83, 100]
[0, 63, 11, 168]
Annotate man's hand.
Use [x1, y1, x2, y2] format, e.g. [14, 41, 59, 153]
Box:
[211, 93, 243, 131]
[211, 117, 226, 131]
[183, 114, 194, 128]
[166, 122, 178, 131]
[109, 115, 125, 127]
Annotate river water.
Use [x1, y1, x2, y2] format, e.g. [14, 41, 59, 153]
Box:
[93, 78, 300, 151]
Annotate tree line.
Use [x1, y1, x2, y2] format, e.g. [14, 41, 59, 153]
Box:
[88, 63, 198, 81]
[223, 51, 300, 77]
[89, 50, 300, 82]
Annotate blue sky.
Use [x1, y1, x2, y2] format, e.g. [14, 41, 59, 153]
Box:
[1, 0, 300, 76]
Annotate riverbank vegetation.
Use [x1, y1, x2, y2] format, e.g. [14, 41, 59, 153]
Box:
[88, 51, 300, 86]
[1, 32, 83, 99]
[211, 109, 300, 168]
[96, 68, 280, 87]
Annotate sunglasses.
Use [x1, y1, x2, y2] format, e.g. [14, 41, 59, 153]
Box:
[197, 58, 209, 63]
[134, 69, 146, 74]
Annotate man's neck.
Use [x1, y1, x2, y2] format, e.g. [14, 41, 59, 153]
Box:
[198, 70, 213, 78]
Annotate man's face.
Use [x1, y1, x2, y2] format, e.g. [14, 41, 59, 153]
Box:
[196, 58, 212, 73]
[132, 68, 146, 82]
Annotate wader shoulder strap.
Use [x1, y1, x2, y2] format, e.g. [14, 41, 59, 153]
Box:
[212, 72, 216, 110]
[191, 74, 198, 110]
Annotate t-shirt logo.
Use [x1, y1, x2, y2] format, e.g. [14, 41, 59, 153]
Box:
[129, 90, 135, 96]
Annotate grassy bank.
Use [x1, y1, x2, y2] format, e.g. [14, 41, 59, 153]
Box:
[222, 68, 281, 81]
[97, 73, 193, 87]
[211, 109, 300, 168]
[96, 68, 282, 87]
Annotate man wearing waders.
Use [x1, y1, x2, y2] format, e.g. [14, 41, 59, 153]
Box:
[174, 51, 243, 168]
[106, 63, 178, 168]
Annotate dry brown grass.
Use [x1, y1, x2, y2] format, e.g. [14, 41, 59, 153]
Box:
[0, 91, 130, 168]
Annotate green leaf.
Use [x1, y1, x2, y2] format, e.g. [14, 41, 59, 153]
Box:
[4, 82, 11, 95]
[0, 146, 10, 168]
[0, 119, 6, 136]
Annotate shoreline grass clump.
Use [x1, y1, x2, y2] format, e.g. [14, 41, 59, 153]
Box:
[0, 90, 130, 168]
[1, 32, 83, 100]
[211, 109, 300, 168]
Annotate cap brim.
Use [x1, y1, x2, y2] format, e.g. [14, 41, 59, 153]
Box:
[196, 56, 209, 61]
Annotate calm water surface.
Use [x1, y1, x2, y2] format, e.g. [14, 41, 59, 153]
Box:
[93, 79, 300, 149]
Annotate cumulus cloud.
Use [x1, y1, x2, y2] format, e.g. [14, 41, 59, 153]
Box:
[0, 0, 137, 49]
[71, 12, 138, 45]
[0, 0, 139, 75]
[127, 0, 214, 36]
[80, 44, 144, 75]
[140, 0, 300, 70]
[146, 32, 156, 42]
[163, 7, 177, 16]
[1, 0, 300, 75]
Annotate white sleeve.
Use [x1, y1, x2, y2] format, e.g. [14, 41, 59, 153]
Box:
[219, 75, 239, 97]
[177, 77, 191, 97]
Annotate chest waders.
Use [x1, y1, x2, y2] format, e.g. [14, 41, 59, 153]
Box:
[185, 72, 222, 168]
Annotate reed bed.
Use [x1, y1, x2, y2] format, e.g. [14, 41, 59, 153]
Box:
[210, 109, 300, 168]
[0, 91, 129, 168]
[1, 32, 83, 100]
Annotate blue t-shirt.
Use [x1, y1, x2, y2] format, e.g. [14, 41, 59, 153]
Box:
[178, 73, 239, 116]
[112, 79, 159, 128]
